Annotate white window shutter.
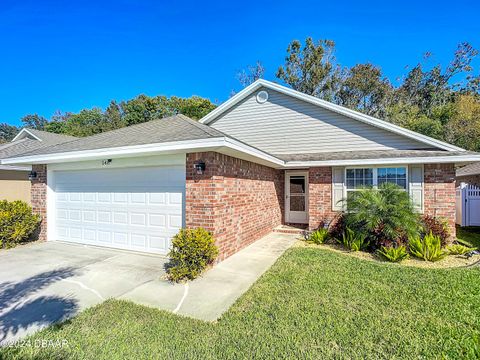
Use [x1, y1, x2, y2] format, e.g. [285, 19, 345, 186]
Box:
[409, 165, 424, 212]
[332, 167, 345, 211]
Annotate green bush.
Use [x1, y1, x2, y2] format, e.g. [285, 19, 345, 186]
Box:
[409, 232, 447, 262]
[377, 245, 409, 262]
[344, 182, 420, 249]
[167, 228, 219, 282]
[0, 200, 41, 249]
[446, 244, 476, 255]
[339, 227, 369, 251]
[306, 228, 329, 244]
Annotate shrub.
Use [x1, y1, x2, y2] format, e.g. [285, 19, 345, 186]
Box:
[306, 228, 329, 244]
[344, 182, 420, 250]
[420, 215, 450, 246]
[339, 227, 369, 251]
[377, 245, 409, 263]
[0, 200, 41, 249]
[446, 244, 476, 255]
[167, 228, 218, 282]
[328, 213, 347, 242]
[409, 232, 447, 262]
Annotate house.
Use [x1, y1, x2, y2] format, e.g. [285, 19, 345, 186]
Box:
[0, 129, 76, 203]
[456, 162, 480, 186]
[3, 80, 480, 260]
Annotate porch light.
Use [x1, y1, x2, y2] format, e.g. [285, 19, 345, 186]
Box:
[194, 161, 206, 175]
[28, 171, 37, 181]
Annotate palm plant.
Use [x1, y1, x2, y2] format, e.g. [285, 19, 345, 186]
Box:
[344, 182, 420, 249]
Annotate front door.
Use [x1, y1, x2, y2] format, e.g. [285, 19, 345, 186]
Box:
[285, 172, 308, 224]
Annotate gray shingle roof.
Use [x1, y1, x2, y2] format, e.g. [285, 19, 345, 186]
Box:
[276, 150, 475, 162]
[10, 115, 225, 158]
[0, 130, 76, 159]
[457, 162, 480, 177]
[24, 128, 77, 143]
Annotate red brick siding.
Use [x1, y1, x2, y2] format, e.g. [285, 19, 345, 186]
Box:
[424, 163, 456, 238]
[457, 174, 480, 187]
[308, 167, 338, 230]
[186, 152, 284, 260]
[31, 164, 47, 241]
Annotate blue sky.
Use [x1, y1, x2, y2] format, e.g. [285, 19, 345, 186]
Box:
[0, 0, 479, 126]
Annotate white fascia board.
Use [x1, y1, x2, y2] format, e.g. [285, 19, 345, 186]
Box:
[0, 165, 31, 171]
[284, 155, 480, 168]
[200, 79, 464, 152]
[2, 137, 285, 168]
[11, 128, 42, 142]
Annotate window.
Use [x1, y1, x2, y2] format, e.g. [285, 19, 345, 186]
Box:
[377, 167, 407, 189]
[345, 166, 407, 197]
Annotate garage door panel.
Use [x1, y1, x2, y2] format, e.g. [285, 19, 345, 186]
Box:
[54, 165, 185, 254]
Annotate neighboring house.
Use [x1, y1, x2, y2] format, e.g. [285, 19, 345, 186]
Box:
[0, 129, 76, 203]
[456, 162, 480, 186]
[3, 80, 480, 260]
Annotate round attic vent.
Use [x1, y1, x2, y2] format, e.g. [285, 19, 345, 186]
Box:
[256, 90, 269, 104]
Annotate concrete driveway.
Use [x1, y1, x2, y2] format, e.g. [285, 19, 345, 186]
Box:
[0, 242, 167, 345]
[0, 232, 297, 346]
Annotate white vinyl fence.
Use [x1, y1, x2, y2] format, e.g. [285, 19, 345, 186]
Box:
[456, 183, 480, 226]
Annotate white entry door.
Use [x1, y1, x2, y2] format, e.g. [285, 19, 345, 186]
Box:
[53, 165, 185, 254]
[285, 172, 309, 224]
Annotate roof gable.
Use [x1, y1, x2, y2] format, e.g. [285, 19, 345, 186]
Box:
[200, 79, 464, 152]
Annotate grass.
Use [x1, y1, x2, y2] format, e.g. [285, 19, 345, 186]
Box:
[2, 247, 480, 359]
[457, 226, 480, 248]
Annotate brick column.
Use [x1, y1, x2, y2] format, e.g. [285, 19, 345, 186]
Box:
[424, 163, 456, 239]
[31, 164, 48, 241]
[308, 167, 337, 230]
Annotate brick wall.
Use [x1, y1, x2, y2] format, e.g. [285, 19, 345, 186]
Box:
[186, 152, 284, 260]
[457, 174, 480, 187]
[308, 167, 337, 230]
[424, 163, 456, 238]
[31, 164, 48, 241]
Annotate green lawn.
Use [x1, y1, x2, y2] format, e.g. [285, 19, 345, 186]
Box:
[457, 226, 480, 248]
[2, 247, 480, 360]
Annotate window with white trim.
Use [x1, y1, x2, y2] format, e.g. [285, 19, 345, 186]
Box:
[345, 166, 407, 198]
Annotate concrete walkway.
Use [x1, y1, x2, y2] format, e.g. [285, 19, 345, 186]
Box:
[121, 232, 298, 321]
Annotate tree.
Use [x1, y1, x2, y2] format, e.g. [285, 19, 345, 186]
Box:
[338, 63, 393, 117]
[396, 42, 479, 115]
[21, 114, 48, 130]
[62, 108, 106, 137]
[236, 61, 265, 87]
[276, 38, 340, 101]
[0, 123, 19, 143]
[444, 94, 480, 151]
[169, 96, 216, 120]
[103, 100, 125, 131]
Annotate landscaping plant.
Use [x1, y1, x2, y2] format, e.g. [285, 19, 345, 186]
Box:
[409, 232, 447, 262]
[0, 200, 41, 249]
[421, 214, 450, 246]
[446, 244, 476, 255]
[344, 182, 420, 249]
[339, 227, 369, 251]
[167, 227, 218, 282]
[377, 245, 409, 262]
[306, 228, 329, 244]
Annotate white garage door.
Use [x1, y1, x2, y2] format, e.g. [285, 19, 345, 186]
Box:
[53, 165, 185, 254]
